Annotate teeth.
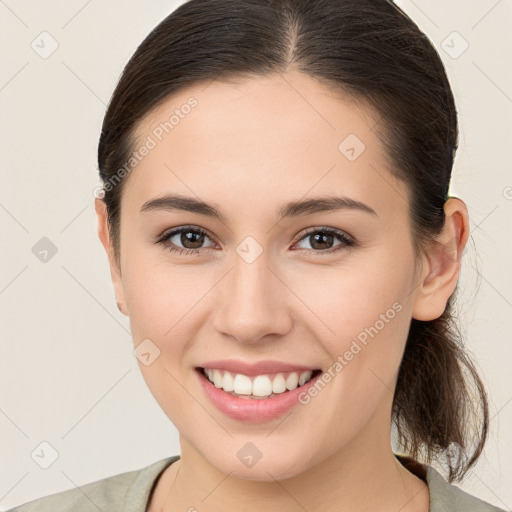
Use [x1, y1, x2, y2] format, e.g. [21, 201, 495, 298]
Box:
[299, 370, 313, 386]
[222, 371, 234, 391]
[286, 372, 299, 390]
[272, 373, 286, 394]
[233, 374, 252, 395]
[252, 375, 273, 397]
[213, 369, 223, 388]
[203, 368, 316, 398]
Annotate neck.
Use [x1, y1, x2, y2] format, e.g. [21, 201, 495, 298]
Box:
[153, 415, 429, 512]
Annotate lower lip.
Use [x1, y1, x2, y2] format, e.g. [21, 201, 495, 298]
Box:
[196, 368, 322, 423]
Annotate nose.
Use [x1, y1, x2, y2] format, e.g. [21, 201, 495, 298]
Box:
[211, 247, 293, 345]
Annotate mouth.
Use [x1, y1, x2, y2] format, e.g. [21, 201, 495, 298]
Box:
[195, 367, 323, 399]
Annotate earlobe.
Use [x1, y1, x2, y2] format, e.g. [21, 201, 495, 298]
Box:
[94, 198, 129, 317]
[411, 197, 469, 321]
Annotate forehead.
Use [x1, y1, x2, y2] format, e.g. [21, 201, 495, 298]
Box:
[126, 70, 409, 222]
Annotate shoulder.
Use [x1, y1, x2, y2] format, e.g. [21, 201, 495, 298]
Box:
[7, 455, 180, 512]
[425, 465, 508, 512]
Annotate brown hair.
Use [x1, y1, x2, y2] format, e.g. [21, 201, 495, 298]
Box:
[97, 0, 489, 482]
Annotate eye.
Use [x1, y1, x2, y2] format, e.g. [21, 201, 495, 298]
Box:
[155, 225, 355, 257]
[292, 227, 354, 255]
[156, 226, 216, 256]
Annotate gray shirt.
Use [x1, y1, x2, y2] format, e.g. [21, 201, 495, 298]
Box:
[7, 455, 508, 511]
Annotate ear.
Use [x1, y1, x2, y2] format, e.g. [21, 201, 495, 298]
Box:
[411, 197, 470, 321]
[94, 197, 129, 316]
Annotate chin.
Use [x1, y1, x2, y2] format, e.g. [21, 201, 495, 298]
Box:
[204, 447, 310, 481]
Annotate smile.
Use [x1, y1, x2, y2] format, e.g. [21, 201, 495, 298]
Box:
[195, 366, 324, 422]
[201, 367, 321, 398]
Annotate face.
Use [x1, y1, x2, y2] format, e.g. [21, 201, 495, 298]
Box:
[97, 70, 433, 480]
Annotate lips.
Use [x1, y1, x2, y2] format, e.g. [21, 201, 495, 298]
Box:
[196, 365, 324, 422]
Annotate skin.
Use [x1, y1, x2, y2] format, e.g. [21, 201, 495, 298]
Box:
[95, 69, 469, 512]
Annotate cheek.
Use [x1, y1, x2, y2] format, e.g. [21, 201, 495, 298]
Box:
[122, 260, 200, 422]
[121, 259, 210, 410]
[122, 256, 207, 341]
[290, 255, 413, 396]
[288, 256, 411, 342]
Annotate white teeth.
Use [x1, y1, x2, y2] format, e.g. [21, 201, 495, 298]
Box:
[252, 375, 274, 397]
[203, 368, 316, 398]
[272, 373, 286, 394]
[222, 371, 234, 392]
[299, 370, 313, 386]
[213, 369, 223, 388]
[233, 374, 252, 395]
[285, 372, 299, 390]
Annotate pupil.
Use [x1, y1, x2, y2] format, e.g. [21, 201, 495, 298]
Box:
[311, 232, 333, 250]
[182, 231, 204, 249]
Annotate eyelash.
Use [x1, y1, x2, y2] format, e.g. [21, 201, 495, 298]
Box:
[155, 225, 355, 257]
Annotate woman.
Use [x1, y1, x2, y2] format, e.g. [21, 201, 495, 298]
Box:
[9, 0, 507, 510]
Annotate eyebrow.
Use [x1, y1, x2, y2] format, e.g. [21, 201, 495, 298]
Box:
[140, 193, 378, 221]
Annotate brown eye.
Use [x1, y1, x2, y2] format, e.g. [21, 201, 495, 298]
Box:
[309, 231, 335, 250]
[157, 226, 215, 255]
[294, 228, 354, 254]
[178, 230, 206, 249]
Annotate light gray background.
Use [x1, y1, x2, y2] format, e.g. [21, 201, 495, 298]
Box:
[0, 0, 511, 510]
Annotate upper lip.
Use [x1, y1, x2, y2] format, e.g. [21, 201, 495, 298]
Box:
[198, 359, 319, 376]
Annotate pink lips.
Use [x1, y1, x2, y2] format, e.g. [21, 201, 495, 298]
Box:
[198, 359, 318, 376]
[196, 363, 322, 423]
